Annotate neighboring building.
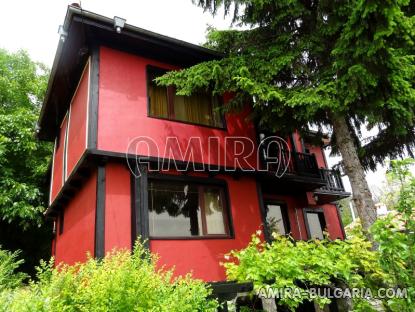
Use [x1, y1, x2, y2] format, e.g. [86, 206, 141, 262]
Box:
[38, 5, 349, 289]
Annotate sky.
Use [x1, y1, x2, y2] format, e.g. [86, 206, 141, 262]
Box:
[0, 0, 390, 194]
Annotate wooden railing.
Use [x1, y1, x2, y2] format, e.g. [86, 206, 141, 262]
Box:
[318, 168, 346, 193]
[263, 149, 320, 177]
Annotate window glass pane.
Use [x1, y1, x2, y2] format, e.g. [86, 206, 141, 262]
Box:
[174, 93, 222, 127]
[306, 212, 325, 239]
[203, 188, 226, 235]
[148, 67, 224, 127]
[266, 204, 287, 235]
[148, 180, 199, 237]
[148, 70, 168, 118]
[148, 180, 229, 237]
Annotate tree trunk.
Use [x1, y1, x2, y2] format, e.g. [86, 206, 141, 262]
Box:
[331, 114, 377, 239]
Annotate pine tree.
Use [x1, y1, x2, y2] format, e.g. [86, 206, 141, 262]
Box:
[158, 0, 415, 237]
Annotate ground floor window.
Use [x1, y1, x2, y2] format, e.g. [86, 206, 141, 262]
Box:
[265, 202, 291, 236]
[148, 178, 231, 238]
[304, 209, 327, 240]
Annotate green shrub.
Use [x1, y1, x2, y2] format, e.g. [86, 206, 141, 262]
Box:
[0, 243, 218, 311]
[0, 247, 26, 291]
[370, 159, 415, 311]
[223, 230, 385, 311]
[222, 159, 415, 312]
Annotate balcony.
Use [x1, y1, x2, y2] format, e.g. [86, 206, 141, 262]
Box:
[264, 149, 320, 178]
[259, 143, 350, 200]
[260, 149, 327, 193]
[314, 169, 350, 204]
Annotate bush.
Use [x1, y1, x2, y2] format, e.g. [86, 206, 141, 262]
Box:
[0, 247, 27, 291]
[0, 243, 218, 312]
[223, 230, 385, 311]
[223, 159, 415, 312]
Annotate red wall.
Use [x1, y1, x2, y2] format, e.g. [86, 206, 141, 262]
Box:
[322, 204, 344, 239]
[97, 46, 258, 170]
[149, 174, 263, 281]
[50, 115, 67, 203]
[67, 62, 89, 177]
[55, 170, 97, 265]
[50, 62, 89, 205]
[263, 193, 344, 240]
[104, 163, 131, 252]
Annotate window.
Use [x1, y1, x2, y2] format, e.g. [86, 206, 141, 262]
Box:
[304, 210, 327, 240]
[148, 179, 231, 238]
[147, 66, 224, 128]
[265, 202, 290, 236]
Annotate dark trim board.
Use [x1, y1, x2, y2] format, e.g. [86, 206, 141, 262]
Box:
[131, 165, 150, 248]
[94, 165, 106, 258]
[87, 45, 100, 150]
[256, 181, 270, 242]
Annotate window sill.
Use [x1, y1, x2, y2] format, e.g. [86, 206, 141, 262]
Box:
[149, 235, 234, 240]
[147, 115, 227, 131]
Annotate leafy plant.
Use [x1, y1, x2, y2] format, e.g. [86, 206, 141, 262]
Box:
[223, 231, 385, 311]
[371, 159, 415, 311]
[0, 48, 52, 277]
[0, 49, 51, 228]
[0, 247, 26, 292]
[0, 242, 218, 312]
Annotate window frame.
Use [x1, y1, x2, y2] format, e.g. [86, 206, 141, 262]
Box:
[303, 208, 327, 240]
[147, 174, 234, 240]
[146, 65, 227, 130]
[264, 201, 291, 236]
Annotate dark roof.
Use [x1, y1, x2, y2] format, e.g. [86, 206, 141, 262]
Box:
[37, 5, 221, 141]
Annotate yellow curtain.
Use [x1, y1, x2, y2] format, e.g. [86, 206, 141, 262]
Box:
[149, 83, 168, 118]
[174, 93, 222, 127]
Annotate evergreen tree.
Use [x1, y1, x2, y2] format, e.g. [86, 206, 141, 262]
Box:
[158, 0, 415, 237]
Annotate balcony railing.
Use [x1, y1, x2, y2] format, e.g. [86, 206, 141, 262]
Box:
[263, 149, 320, 177]
[318, 168, 346, 193]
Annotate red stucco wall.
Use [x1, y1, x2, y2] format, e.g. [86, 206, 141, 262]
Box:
[50, 115, 67, 203]
[263, 193, 344, 240]
[67, 62, 89, 177]
[104, 163, 132, 253]
[97, 46, 258, 170]
[54, 170, 97, 265]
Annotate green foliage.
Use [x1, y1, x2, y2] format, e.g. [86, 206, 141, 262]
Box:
[0, 247, 27, 292]
[338, 197, 354, 226]
[223, 159, 415, 311]
[0, 49, 51, 228]
[223, 231, 384, 311]
[0, 242, 218, 312]
[158, 0, 415, 170]
[371, 159, 415, 311]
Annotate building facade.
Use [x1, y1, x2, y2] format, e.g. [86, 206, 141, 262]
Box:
[38, 5, 349, 284]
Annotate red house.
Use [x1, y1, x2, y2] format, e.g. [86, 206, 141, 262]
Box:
[38, 5, 349, 291]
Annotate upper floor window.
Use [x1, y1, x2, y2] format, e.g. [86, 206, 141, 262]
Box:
[148, 178, 231, 238]
[147, 66, 224, 128]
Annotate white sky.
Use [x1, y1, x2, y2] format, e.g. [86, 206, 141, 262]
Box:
[0, 0, 389, 193]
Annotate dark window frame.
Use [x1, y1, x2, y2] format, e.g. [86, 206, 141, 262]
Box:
[303, 208, 327, 240]
[264, 200, 291, 236]
[147, 174, 234, 240]
[146, 65, 227, 130]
